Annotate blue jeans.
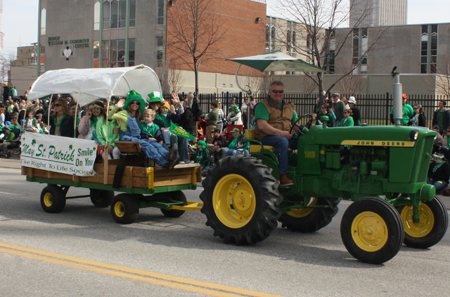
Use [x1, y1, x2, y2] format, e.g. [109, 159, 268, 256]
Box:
[427, 178, 449, 192]
[227, 149, 249, 155]
[178, 137, 190, 162]
[261, 135, 298, 174]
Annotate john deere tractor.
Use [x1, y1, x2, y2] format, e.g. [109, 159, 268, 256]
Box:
[200, 116, 448, 264]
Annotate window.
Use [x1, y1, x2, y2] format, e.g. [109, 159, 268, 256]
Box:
[421, 24, 438, 73]
[40, 8, 46, 35]
[351, 28, 368, 74]
[101, 38, 135, 67]
[271, 26, 276, 50]
[158, 0, 164, 25]
[157, 50, 163, 67]
[156, 36, 163, 47]
[286, 30, 291, 52]
[94, 1, 100, 30]
[102, 0, 136, 29]
[265, 25, 270, 50]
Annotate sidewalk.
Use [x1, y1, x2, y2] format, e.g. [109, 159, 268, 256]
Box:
[2, 157, 450, 209]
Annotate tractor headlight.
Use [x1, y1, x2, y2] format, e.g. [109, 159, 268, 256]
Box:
[409, 129, 419, 141]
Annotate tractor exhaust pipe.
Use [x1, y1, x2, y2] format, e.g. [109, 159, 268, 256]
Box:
[392, 67, 402, 126]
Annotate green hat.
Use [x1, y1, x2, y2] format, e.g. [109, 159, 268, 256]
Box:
[231, 128, 240, 133]
[42, 99, 48, 103]
[123, 90, 146, 113]
[148, 91, 163, 103]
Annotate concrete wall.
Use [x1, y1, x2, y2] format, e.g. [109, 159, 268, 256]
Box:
[10, 66, 37, 96]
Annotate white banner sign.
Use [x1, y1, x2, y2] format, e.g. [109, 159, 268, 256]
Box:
[20, 132, 98, 176]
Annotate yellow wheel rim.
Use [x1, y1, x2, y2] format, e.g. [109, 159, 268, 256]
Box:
[43, 193, 53, 207]
[287, 197, 318, 218]
[114, 201, 125, 218]
[212, 174, 256, 229]
[400, 204, 434, 238]
[351, 211, 388, 252]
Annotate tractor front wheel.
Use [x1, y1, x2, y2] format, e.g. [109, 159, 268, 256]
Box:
[341, 197, 404, 264]
[396, 196, 448, 249]
[278, 196, 340, 232]
[111, 194, 139, 224]
[200, 155, 282, 245]
[40, 185, 66, 213]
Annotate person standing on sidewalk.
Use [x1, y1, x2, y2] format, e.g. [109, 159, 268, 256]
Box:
[432, 100, 450, 136]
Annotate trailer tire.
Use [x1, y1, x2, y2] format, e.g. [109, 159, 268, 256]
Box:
[341, 197, 404, 264]
[111, 194, 139, 224]
[200, 155, 282, 245]
[155, 191, 187, 218]
[278, 196, 340, 232]
[90, 189, 114, 208]
[396, 196, 448, 249]
[40, 185, 66, 213]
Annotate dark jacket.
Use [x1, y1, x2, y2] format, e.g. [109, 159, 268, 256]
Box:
[191, 99, 202, 122]
[351, 107, 361, 126]
[179, 106, 196, 136]
[432, 109, 450, 131]
[50, 114, 75, 137]
[428, 161, 450, 182]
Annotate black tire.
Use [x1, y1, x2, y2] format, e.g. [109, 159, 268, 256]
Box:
[153, 191, 187, 218]
[278, 196, 341, 232]
[341, 197, 404, 264]
[90, 189, 114, 208]
[40, 185, 66, 213]
[396, 196, 448, 249]
[110, 194, 139, 224]
[200, 155, 282, 245]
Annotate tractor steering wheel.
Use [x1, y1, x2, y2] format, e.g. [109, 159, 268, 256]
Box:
[290, 113, 314, 135]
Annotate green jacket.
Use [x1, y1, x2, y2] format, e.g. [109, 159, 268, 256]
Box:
[339, 117, 354, 127]
[96, 119, 120, 147]
[1, 131, 15, 142]
[206, 109, 219, 126]
[139, 122, 160, 137]
[108, 106, 130, 132]
[194, 141, 210, 166]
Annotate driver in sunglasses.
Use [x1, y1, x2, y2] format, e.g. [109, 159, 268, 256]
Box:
[254, 81, 299, 186]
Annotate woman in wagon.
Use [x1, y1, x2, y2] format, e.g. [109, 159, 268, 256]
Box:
[427, 152, 450, 193]
[49, 98, 74, 137]
[78, 101, 105, 142]
[108, 90, 179, 170]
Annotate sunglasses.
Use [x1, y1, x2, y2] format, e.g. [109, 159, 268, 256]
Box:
[130, 101, 140, 105]
[54, 104, 62, 107]
[271, 90, 284, 94]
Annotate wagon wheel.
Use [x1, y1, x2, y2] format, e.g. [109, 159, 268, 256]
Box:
[153, 191, 187, 218]
[90, 189, 114, 208]
[200, 155, 282, 245]
[341, 197, 404, 264]
[40, 185, 66, 213]
[111, 194, 139, 224]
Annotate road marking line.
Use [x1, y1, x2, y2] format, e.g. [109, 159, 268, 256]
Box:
[0, 191, 19, 195]
[0, 242, 281, 297]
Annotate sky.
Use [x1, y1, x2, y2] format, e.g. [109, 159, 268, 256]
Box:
[1, 0, 450, 58]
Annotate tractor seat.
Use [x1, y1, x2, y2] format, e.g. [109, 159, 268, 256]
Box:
[246, 129, 275, 153]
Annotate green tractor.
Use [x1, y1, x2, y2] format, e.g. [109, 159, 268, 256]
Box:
[200, 117, 448, 264]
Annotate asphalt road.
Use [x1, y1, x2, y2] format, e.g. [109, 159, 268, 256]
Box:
[1, 163, 450, 297]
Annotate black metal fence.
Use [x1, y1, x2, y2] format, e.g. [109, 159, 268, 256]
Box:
[165, 92, 450, 128]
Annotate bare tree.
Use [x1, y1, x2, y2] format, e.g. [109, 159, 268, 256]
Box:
[435, 59, 450, 97]
[166, 0, 227, 97]
[0, 53, 15, 84]
[273, 0, 385, 107]
[167, 67, 184, 94]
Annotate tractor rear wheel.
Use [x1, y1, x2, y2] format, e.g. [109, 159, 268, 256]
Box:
[341, 197, 404, 264]
[200, 155, 282, 245]
[396, 196, 448, 249]
[278, 196, 340, 232]
[111, 194, 139, 224]
[90, 189, 114, 208]
[40, 185, 66, 213]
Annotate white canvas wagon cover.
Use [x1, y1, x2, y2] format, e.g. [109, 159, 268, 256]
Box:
[27, 64, 162, 106]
